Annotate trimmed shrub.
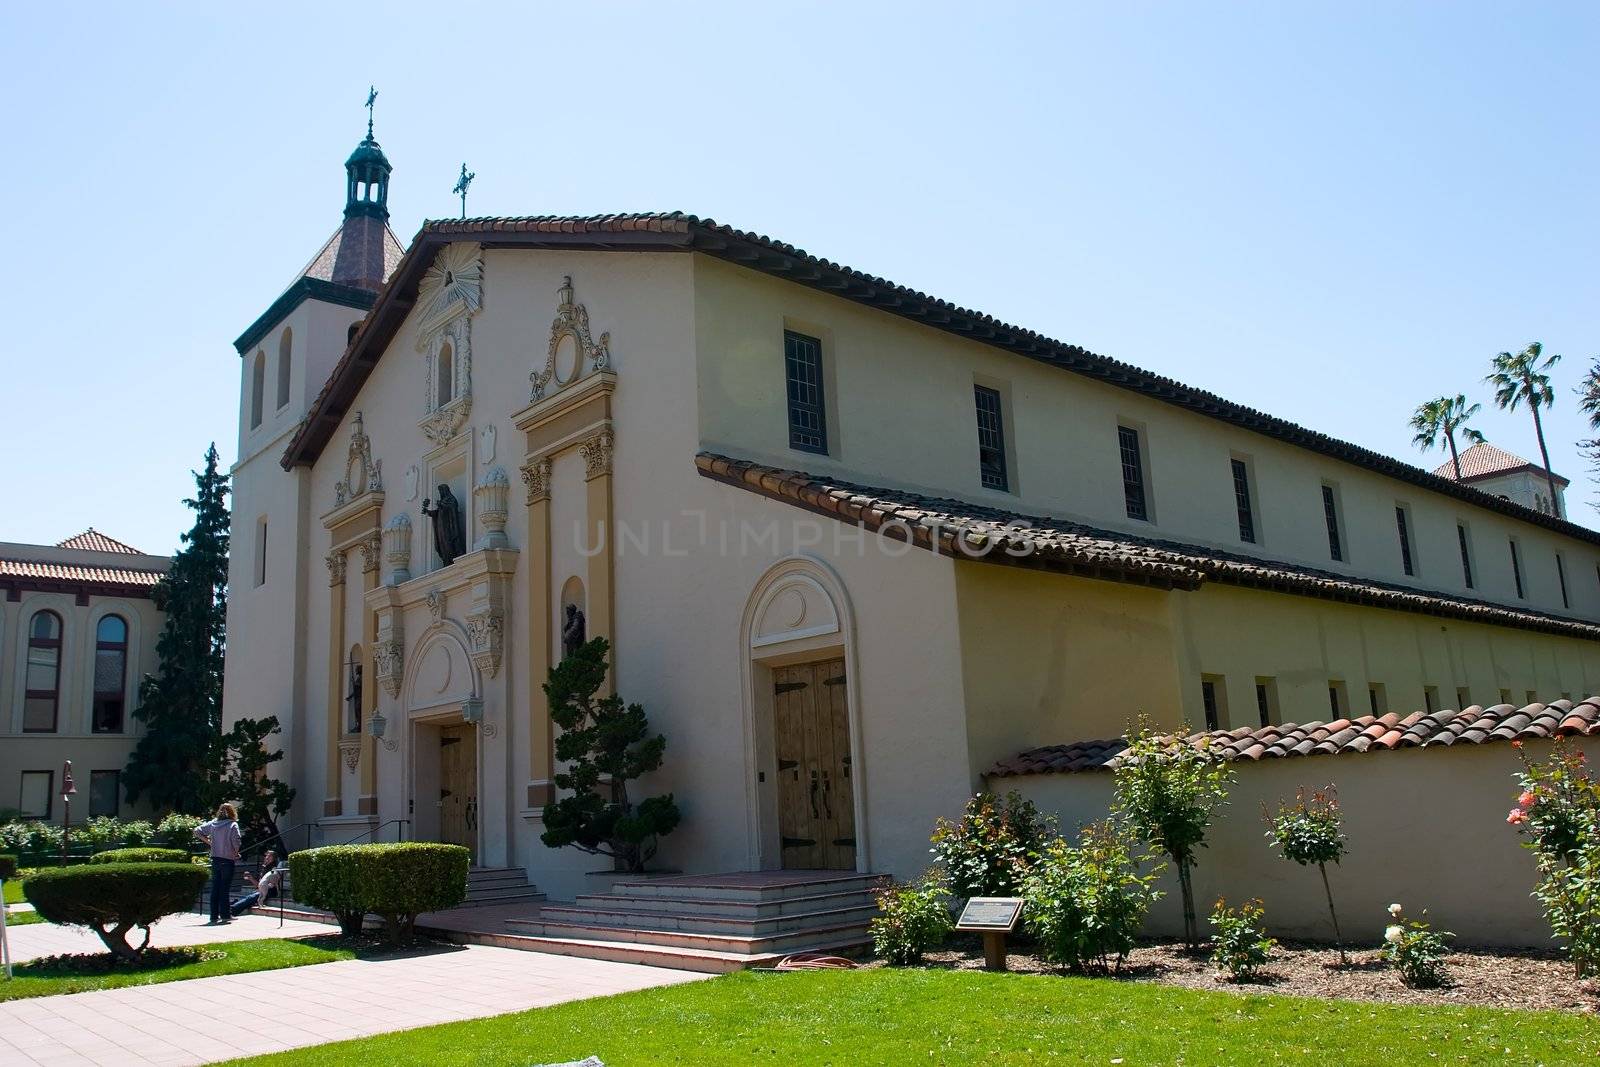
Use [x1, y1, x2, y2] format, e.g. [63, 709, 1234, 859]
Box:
[289, 846, 367, 936]
[90, 847, 191, 865]
[0, 854, 17, 880]
[930, 792, 1055, 901]
[1023, 822, 1164, 974]
[77, 816, 125, 849]
[23, 862, 207, 960]
[1, 820, 63, 855]
[119, 820, 156, 847]
[291, 842, 470, 942]
[870, 875, 953, 966]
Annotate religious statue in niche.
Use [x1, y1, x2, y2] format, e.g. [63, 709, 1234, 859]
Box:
[422, 485, 466, 566]
[561, 604, 587, 661]
[346, 662, 363, 736]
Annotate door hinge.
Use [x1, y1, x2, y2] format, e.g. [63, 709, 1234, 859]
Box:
[774, 681, 808, 694]
[782, 836, 817, 849]
[832, 837, 856, 847]
[823, 676, 846, 686]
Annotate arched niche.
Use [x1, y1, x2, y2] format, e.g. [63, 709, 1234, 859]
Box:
[403, 627, 479, 716]
[559, 576, 586, 658]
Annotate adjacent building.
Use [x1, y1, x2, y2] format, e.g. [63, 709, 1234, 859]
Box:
[0, 531, 168, 821]
[224, 127, 1600, 903]
[1433, 440, 1569, 518]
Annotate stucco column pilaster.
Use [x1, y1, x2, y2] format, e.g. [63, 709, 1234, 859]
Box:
[519, 455, 554, 809]
[323, 549, 347, 817]
[580, 430, 616, 692]
[358, 531, 381, 812]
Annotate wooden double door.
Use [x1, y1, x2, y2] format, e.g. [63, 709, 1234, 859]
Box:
[773, 658, 856, 870]
[439, 724, 478, 860]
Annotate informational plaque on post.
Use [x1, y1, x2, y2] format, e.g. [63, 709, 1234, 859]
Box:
[955, 896, 1023, 932]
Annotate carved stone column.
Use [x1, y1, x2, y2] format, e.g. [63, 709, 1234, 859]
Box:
[580, 428, 616, 692]
[519, 455, 553, 808]
[323, 549, 347, 817]
[358, 532, 381, 812]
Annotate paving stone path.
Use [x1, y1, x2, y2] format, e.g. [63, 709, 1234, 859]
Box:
[0, 913, 704, 1066]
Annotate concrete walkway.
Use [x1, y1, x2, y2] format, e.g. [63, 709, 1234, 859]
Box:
[6, 912, 333, 964]
[0, 914, 705, 1066]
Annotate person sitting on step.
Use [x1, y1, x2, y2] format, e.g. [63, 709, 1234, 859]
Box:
[230, 849, 285, 917]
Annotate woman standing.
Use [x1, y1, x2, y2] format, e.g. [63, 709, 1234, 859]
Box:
[195, 803, 242, 925]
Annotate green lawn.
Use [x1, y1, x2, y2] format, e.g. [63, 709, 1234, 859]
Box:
[0, 936, 360, 1002]
[2, 879, 23, 905]
[2, 908, 43, 926]
[222, 967, 1600, 1066]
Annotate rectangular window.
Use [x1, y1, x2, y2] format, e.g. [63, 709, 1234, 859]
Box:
[1368, 683, 1388, 716]
[1328, 680, 1348, 718]
[1499, 688, 1513, 706]
[1254, 677, 1279, 727]
[1321, 484, 1344, 562]
[1119, 426, 1148, 521]
[88, 771, 120, 818]
[1200, 675, 1227, 731]
[1394, 507, 1414, 576]
[1556, 553, 1569, 609]
[1231, 459, 1256, 543]
[1509, 539, 1525, 598]
[783, 331, 827, 455]
[1455, 686, 1472, 710]
[1423, 686, 1439, 714]
[973, 385, 1008, 491]
[1458, 524, 1475, 589]
[19, 770, 52, 820]
[254, 517, 268, 588]
[1525, 690, 1539, 706]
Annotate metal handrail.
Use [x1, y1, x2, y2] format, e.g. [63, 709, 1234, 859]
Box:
[240, 821, 319, 863]
[340, 818, 410, 846]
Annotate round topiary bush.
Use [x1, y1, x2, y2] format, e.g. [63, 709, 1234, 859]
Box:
[0, 853, 17, 880]
[290, 842, 470, 942]
[23, 862, 208, 960]
[90, 847, 192, 865]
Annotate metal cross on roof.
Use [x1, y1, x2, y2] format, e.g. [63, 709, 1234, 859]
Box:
[365, 86, 378, 137]
[453, 163, 475, 219]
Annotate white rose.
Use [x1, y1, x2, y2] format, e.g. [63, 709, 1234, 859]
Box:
[1384, 924, 1404, 944]
[1387, 903, 1403, 917]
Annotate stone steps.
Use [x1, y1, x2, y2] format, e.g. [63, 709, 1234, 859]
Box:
[457, 866, 546, 909]
[569, 886, 877, 919]
[425, 925, 872, 975]
[526, 901, 877, 937]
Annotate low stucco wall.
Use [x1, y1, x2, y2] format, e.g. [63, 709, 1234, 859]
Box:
[995, 736, 1599, 949]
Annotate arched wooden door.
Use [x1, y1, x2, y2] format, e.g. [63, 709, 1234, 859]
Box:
[439, 724, 478, 861]
[772, 658, 855, 870]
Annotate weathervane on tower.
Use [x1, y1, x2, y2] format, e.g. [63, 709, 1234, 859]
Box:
[365, 85, 378, 137]
[453, 163, 475, 219]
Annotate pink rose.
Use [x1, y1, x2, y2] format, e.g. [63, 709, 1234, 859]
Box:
[1518, 791, 1536, 809]
[1507, 809, 1527, 825]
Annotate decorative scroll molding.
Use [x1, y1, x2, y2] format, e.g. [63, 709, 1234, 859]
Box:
[358, 529, 383, 574]
[465, 609, 505, 678]
[531, 275, 612, 401]
[325, 550, 347, 586]
[383, 513, 413, 584]
[579, 428, 614, 481]
[415, 242, 484, 340]
[419, 317, 473, 446]
[334, 411, 383, 507]
[519, 456, 552, 505]
[339, 738, 361, 772]
[474, 466, 511, 550]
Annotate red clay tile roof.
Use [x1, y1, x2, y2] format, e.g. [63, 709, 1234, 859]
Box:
[696, 452, 1600, 640]
[988, 700, 1600, 777]
[56, 529, 142, 554]
[297, 220, 406, 292]
[1431, 441, 1568, 486]
[0, 559, 164, 587]
[277, 212, 1600, 547]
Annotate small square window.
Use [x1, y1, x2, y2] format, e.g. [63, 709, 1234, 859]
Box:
[1423, 686, 1439, 714]
[1457, 524, 1475, 589]
[1455, 686, 1472, 710]
[1231, 459, 1256, 543]
[1254, 677, 1279, 727]
[1498, 688, 1513, 706]
[1509, 539, 1525, 599]
[1200, 675, 1227, 731]
[1328, 680, 1348, 718]
[1394, 507, 1414, 577]
[1119, 426, 1148, 522]
[1368, 683, 1388, 716]
[1321, 485, 1344, 562]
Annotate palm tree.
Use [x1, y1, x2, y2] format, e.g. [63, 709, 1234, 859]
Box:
[1487, 342, 1563, 517]
[1576, 357, 1600, 430]
[1410, 394, 1486, 481]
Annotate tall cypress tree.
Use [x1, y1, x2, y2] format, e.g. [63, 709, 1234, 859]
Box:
[124, 444, 231, 814]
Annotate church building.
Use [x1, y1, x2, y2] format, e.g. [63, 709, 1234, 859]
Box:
[223, 123, 1600, 921]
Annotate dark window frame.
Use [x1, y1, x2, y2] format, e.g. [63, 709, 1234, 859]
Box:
[88, 770, 121, 818]
[1458, 524, 1475, 589]
[783, 330, 828, 455]
[19, 769, 53, 820]
[1556, 553, 1570, 609]
[1321, 484, 1344, 562]
[92, 614, 128, 735]
[1118, 425, 1148, 521]
[973, 384, 1009, 492]
[1510, 538, 1525, 599]
[1200, 678, 1220, 731]
[1395, 506, 1414, 576]
[1231, 458, 1256, 543]
[24, 609, 63, 733]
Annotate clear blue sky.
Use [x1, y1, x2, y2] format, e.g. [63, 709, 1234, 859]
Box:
[2, 4, 1595, 554]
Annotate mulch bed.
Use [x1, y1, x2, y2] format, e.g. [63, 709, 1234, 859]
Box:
[891, 933, 1600, 1014]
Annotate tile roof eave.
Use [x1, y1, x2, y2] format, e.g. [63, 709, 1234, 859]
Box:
[987, 700, 1600, 778]
[695, 452, 1600, 642]
[279, 212, 1600, 547]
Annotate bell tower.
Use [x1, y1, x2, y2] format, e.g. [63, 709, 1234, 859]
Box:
[332, 90, 394, 291]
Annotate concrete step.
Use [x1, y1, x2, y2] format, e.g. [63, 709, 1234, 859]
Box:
[500, 917, 871, 956]
[571, 886, 878, 920]
[421, 924, 871, 975]
[609, 872, 884, 903]
[528, 902, 876, 937]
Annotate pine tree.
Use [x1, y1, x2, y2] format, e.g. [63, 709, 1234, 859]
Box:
[124, 444, 231, 814]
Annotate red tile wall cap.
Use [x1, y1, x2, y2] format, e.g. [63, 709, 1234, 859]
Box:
[988, 699, 1600, 777]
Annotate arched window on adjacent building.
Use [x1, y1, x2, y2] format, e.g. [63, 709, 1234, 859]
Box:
[250, 351, 266, 428]
[93, 615, 128, 734]
[24, 610, 62, 732]
[436, 342, 454, 409]
[276, 328, 293, 409]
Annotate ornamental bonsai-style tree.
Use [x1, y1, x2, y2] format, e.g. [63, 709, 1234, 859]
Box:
[1265, 785, 1348, 962]
[540, 638, 680, 873]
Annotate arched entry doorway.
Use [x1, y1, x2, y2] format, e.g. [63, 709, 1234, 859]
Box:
[741, 557, 868, 873]
[403, 627, 481, 861]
